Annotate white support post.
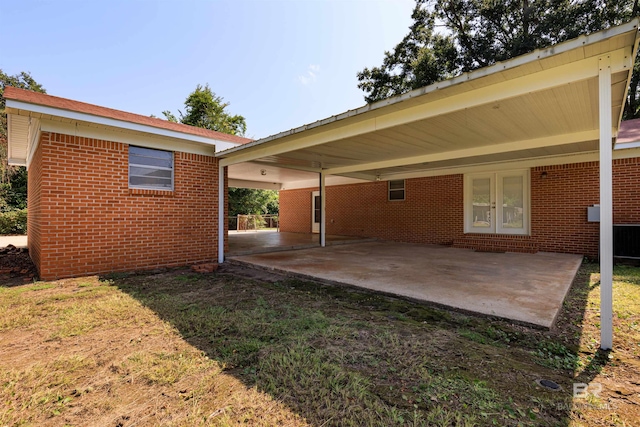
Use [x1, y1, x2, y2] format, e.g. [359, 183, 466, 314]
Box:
[599, 56, 613, 351]
[218, 164, 225, 264]
[320, 172, 326, 247]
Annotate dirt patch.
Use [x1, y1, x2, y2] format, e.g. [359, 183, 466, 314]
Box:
[0, 244, 38, 285]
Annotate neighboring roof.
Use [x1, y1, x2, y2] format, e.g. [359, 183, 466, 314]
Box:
[617, 118, 640, 144]
[3, 86, 252, 145]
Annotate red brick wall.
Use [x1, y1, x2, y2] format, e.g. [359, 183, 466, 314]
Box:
[27, 137, 43, 272]
[30, 132, 220, 280]
[280, 189, 313, 234]
[280, 175, 464, 245]
[279, 158, 640, 258]
[530, 163, 599, 256]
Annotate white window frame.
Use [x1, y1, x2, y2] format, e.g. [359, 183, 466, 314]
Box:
[128, 145, 174, 191]
[388, 179, 405, 201]
[464, 170, 530, 235]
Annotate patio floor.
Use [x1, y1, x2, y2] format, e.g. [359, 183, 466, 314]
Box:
[229, 241, 583, 328]
[227, 230, 374, 256]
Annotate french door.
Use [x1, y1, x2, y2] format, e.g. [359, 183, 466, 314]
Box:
[464, 170, 529, 235]
[312, 191, 320, 233]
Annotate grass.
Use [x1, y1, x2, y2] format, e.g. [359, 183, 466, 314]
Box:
[0, 261, 638, 426]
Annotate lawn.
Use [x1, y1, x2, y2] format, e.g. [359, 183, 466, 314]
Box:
[0, 261, 638, 426]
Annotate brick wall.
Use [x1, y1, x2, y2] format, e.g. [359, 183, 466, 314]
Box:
[280, 175, 463, 245]
[27, 136, 43, 272]
[29, 132, 220, 280]
[279, 158, 640, 258]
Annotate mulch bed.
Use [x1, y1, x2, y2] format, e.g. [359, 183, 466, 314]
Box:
[0, 245, 38, 286]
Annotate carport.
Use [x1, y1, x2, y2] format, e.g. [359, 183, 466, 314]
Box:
[218, 21, 640, 348]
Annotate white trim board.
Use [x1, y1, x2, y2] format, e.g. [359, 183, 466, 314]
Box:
[6, 99, 239, 152]
[39, 120, 219, 159]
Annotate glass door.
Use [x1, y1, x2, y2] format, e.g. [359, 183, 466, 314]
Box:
[496, 173, 527, 234]
[465, 170, 529, 235]
[468, 174, 495, 233]
[312, 191, 320, 233]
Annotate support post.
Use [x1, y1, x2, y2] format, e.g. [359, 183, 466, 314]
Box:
[599, 56, 613, 350]
[320, 171, 326, 247]
[218, 164, 225, 264]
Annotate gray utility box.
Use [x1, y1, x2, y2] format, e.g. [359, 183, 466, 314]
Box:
[587, 205, 600, 222]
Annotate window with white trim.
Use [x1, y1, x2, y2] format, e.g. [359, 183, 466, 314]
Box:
[464, 170, 530, 235]
[388, 179, 405, 201]
[128, 146, 174, 190]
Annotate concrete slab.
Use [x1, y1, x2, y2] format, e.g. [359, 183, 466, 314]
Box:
[0, 235, 27, 248]
[230, 241, 583, 328]
[228, 231, 374, 256]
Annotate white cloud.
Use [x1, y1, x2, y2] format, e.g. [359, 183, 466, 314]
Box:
[298, 64, 320, 85]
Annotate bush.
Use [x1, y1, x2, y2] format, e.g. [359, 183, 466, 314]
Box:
[0, 209, 27, 235]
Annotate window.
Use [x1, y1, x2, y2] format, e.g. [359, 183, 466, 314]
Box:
[128, 146, 173, 190]
[464, 170, 529, 235]
[388, 179, 405, 201]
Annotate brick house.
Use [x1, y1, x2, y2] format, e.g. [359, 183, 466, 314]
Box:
[5, 86, 250, 280]
[5, 20, 640, 347]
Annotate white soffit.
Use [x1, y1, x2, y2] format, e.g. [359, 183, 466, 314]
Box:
[217, 20, 639, 179]
[7, 115, 40, 167]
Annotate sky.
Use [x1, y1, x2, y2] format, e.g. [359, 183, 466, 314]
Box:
[2, 0, 416, 140]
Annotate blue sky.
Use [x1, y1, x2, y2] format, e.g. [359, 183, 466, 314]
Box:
[3, 0, 415, 139]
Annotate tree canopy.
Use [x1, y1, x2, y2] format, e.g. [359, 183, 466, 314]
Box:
[357, 0, 640, 119]
[0, 70, 46, 211]
[228, 188, 279, 217]
[165, 85, 277, 216]
[163, 84, 247, 136]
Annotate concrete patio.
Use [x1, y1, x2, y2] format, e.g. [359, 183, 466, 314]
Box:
[229, 241, 583, 328]
[227, 230, 374, 256]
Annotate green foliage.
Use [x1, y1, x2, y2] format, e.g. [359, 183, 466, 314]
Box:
[0, 167, 27, 211]
[163, 84, 247, 135]
[0, 208, 27, 235]
[165, 86, 277, 218]
[228, 187, 279, 216]
[358, 0, 640, 118]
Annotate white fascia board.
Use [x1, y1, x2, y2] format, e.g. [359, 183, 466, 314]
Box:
[40, 120, 218, 157]
[6, 99, 239, 152]
[324, 129, 601, 175]
[26, 118, 41, 168]
[228, 179, 282, 190]
[218, 20, 638, 159]
[615, 141, 640, 149]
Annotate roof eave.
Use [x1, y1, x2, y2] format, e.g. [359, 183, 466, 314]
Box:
[6, 98, 240, 152]
[217, 18, 640, 158]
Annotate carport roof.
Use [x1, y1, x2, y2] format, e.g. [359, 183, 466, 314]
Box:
[218, 20, 640, 184]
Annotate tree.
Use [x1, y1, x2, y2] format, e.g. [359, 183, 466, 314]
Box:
[0, 70, 46, 211]
[357, 0, 640, 119]
[163, 84, 247, 136]
[228, 188, 279, 217]
[164, 86, 277, 217]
